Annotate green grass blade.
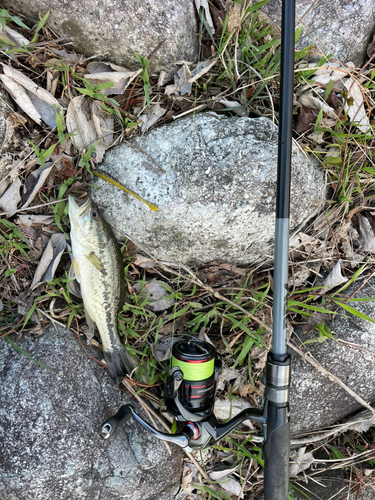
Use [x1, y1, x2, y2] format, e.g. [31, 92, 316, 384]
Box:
[332, 300, 375, 323]
[5, 336, 54, 371]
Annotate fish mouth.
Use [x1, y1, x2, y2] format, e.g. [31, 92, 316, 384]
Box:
[68, 195, 92, 218]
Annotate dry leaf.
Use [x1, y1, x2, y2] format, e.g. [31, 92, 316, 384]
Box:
[226, 2, 242, 32]
[66, 96, 114, 162]
[133, 279, 175, 312]
[217, 99, 248, 117]
[318, 259, 348, 293]
[22, 162, 54, 209]
[3, 26, 30, 48]
[295, 107, 316, 134]
[91, 100, 114, 148]
[0, 177, 21, 215]
[174, 59, 217, 95]
[0, 64, 62, 128]
[17, 214, 54, 226]
[181, 465, 194, 494]
[219, 477, 243, 498]
[217, 366, 245, 391]
[152, 335, 180, 362]
[29, 233, 66, 291]
[208, 463, 240, 481]
[214, 397, 256, 429]
[139, 103, 167, 132]
[0, 75, 42, 125]
[188, 58, 217, 84]
[85, 62, 141, 96]
[134, 254, 156, 269]
[326, 91, 341, 110]
[194, 0, 215, 33]
[358, 215, 375, 253]
[290, 447, 314, 476]
[298, 93, 336, 118]
[344, 78, 370, 132]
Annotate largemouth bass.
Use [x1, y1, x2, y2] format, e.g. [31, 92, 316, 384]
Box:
[68, 195, 133, 383]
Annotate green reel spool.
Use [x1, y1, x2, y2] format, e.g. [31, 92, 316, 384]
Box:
[171, 340, 215, 381]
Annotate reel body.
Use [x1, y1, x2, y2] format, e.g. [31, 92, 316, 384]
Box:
[98, 339, 283, 452]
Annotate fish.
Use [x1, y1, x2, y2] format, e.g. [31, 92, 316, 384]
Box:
[68, 194, 134, 383]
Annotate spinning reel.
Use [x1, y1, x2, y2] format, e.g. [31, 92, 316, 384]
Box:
[99, 339, 287, 452]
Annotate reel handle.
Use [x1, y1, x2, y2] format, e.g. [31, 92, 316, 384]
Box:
[99, 404, 133, 439]
[99, 404, 190, 448]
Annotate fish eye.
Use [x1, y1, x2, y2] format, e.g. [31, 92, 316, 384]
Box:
[91, 209, 100, 220]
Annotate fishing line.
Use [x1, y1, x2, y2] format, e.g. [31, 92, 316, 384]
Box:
[168, 13, 206, 372]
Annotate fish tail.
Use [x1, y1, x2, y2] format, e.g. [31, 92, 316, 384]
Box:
[103, 345, 134, 384]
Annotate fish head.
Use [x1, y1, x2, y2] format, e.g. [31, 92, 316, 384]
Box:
[68, 195, 109, 248]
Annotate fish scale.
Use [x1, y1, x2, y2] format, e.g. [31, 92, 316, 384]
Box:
[68, 194, 134, 383]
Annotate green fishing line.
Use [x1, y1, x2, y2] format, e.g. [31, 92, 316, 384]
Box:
[172, 356, 214, 381]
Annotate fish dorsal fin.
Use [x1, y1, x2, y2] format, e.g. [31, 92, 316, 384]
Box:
[85, 251, 106, 275]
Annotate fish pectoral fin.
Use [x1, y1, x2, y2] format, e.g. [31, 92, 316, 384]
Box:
[69, 258, 81, 283]
[85, 252, 106, 275]
[85, 308, 96, 337]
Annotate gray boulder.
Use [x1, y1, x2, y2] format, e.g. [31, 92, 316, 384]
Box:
[2, 0, 199, 73]
[262, 0, 374, 67]
[290, 279, 375, 434]
[90, 113, 325, 264]
[0, 325, 183, 500]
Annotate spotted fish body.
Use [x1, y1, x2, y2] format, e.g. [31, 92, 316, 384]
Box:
[68, 195, 133, 383]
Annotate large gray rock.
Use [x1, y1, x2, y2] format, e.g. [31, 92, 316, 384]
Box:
[90, 113, 325, 264]
[262, 0, 374, 67]
[290, 279, 375, 434]
[0, 325, 183, 500]
[2, 0, 199, 73]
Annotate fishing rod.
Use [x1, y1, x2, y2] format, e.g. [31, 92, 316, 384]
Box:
[99, 0, 295, 498]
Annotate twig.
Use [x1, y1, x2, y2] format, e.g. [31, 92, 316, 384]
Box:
[0, 198, 68, 216]
[347, 271, 375, 300]
[287, 340, 375, 417]
[172, 104, 207, 120]
[238, 459, 252, 500]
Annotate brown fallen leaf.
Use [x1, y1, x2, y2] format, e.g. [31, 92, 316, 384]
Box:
[326, 91, 341, 110]
[245, 86, 255, 100]
[295, 106, 316, 134]
[302, 312, 330, 334]
[66, 96, 114, 163]
[57, 157, 78, 180]
[226, 1, 242, 32]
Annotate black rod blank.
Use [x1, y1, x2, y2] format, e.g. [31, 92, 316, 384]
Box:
[276, 0, 295, 220]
